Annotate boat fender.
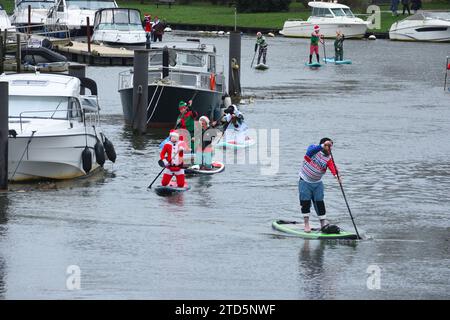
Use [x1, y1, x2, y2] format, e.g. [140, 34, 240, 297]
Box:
[368, 35, 376, 40]
[82, 146, 92, 174]
[94, 138, 106, 167]
[209, 73, 216, 91]
[103, 135, 117, 163]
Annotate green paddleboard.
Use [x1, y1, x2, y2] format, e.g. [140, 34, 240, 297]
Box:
[272, 220, 358, 240]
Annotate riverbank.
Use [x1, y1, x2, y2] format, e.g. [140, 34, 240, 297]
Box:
[1, 0, 449, 35]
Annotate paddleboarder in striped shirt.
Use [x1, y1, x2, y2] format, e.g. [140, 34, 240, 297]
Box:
[298, 138, 340, 233]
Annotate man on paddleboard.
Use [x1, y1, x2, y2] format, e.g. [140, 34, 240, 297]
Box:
[334, 30, 345, 62]
[255, 32, 268, 66]
[175, 100, 197, 151]
[298, 138, 339, 233]
[309, 25, 323, 65]
[159, 130, 186, 187]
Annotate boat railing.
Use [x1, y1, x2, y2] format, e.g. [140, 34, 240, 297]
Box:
[11, 109, 95, 132]
[119, 69, 225, 93]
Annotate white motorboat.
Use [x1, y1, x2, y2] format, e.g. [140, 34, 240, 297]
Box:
[92, 8, 147, 46]
[389, 11, 450, 42]
[1, 72, 116, 182]
[46, 0, 118, 36]
[0, 4, 16, 31]
[279, 1, 368, 39]
[10, 0, 55, 28]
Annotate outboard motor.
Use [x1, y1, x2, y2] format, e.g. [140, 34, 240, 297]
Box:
[82, 146, 92, 174]
[102, 134, 116, 163]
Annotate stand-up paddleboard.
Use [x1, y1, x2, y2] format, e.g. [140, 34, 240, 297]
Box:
[155, 180, 190, 196]
[323, 57, 352, 65]
[185, 161, 225, 175]
[255, 63, 269, 70]
[305, 62, 322, 67]
[272, 220, 358, 240]
[215, 137, 256, 149]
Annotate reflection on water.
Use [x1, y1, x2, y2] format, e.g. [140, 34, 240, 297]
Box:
[0, 33, 449, 299]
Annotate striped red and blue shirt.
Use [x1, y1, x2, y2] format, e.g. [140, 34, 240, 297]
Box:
[299, 144, 337, 183]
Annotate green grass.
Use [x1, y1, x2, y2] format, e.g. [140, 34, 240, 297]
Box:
[1, 0, 450, 33]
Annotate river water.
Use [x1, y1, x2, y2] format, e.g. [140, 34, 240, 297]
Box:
[0, 33, 449, 299]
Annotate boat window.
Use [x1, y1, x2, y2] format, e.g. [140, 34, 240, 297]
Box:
[208, 55, 216, 73]
[17, 1, 55, 10]
[9, 96, 69, 119]
[58, 0, 64, 12]
[405, 13, 425, 20]
[331, 8, 346, 17]
[68, 98, 82, 120]
[342, 8, 355, 17]
[177, 52, 206, 67]
[170, 73, 197, 87]
[149, 52, 163, 65]
[66, 0, 117, 10]
[96, 9, 143, 31]
[312, 7, 333, 17]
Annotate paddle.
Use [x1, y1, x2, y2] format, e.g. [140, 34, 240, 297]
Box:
[330, 150, 361, 240]
[148, 167, 165, 189]
[322, 37, 327, 64]
[250, 49, 257, 68]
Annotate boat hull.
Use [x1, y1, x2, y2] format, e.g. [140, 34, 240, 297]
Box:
[280, 20, 368, 39]
[119, 84, 223, 128]
[8, 133, 101, 182]
[389, 23, 450, 42]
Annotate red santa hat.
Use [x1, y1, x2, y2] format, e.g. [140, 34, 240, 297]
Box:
[169, 130, 179, 140]
[314, 25, 320, 31]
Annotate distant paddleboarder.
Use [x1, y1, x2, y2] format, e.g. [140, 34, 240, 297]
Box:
[334, 30, 345, 62]
[298, 138, 340, 233]
[309, 25, 324, 65]
[255, 32, 268, 66]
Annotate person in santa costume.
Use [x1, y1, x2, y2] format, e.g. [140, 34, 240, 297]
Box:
[159, 130, 186, 187]
[309, 25, 324, 64]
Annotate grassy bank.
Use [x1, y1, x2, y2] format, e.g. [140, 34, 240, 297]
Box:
[1, 0, 450, 33]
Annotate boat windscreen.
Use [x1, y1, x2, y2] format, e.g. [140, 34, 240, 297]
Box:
[331, 8, 346, 17]
[342, 8, 355, 17]
[9, 96, 70, 119]
[96, 9, 142, 30]
[311, 7, 333, 17]
[66, 0, 117, 10]
[423, 12, 450, 21]
[17, 1, 54, 9]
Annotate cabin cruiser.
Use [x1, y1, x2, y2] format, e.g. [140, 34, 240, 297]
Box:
[92, 8, 146, 46]
[1, 72, 116, 182]
[118, 39, 226, 128]
[46, 0, 118, 36]
[0, 5, 16, 31]
[10, 0, 55, 29]
[389, 11, 450, 42]
[279, 1, 368, 38]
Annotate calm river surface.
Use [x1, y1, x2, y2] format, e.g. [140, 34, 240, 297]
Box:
[0, 33, 449, 299]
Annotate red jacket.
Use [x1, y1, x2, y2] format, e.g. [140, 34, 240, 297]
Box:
[160, 141, 184, 169]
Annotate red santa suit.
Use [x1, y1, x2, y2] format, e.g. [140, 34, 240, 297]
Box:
[160, 134, 185, 187]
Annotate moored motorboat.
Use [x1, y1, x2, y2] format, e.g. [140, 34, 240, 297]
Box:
[118, 39, 226, 128]
[389, 11, 450, 42]
[279, 1, 368, 39]
[1, 72, 116, 182]
[92, 8, 147, 47]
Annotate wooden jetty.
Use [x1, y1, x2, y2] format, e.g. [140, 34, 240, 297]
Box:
[53, 41, 135, 66]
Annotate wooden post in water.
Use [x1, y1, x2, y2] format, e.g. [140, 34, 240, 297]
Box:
[162, 46, 169, 79]
[86, 17, 91, 54]
[0, 33, 3, 75]
[132, 50, 149, 134]
[69, 64, 86, 94]
[228, 31, 241, 103]
[27, 5, 31, 35]
[15, 34, 21, 73]
[0, 82, 8, 190]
